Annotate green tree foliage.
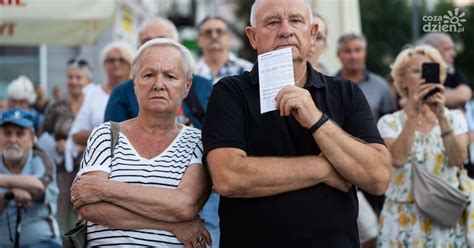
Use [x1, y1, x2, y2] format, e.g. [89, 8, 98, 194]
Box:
[360, 0, 413, 78]
[432, 2, 474, 87]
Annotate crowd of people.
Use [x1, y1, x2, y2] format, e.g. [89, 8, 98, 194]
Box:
[0, 0, 473, 247]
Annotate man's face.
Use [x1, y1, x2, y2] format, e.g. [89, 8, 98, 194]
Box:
[8, 98, 30, 109]
[67, 67, 90, 97]
[0, 125, 34, 164]
[337, 39, 366, 73]
[437, 36, 456, 67]
[245, 0, 317, 63]
[138, 23, 175, 47]
[198, 19, 231, 53]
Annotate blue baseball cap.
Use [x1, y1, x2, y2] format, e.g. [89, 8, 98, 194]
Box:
[0, 108, 35, 129]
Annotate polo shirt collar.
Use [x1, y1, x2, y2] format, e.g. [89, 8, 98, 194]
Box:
[250, 62, 326, 88]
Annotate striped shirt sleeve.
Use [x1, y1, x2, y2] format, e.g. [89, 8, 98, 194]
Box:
[189, 139, 203, 165]
[77, 122, 113, 176]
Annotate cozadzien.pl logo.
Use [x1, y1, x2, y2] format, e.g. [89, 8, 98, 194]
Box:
[423, 8, 466, 33]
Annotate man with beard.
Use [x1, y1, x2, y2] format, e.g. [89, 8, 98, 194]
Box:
[195, 16, 253, 84]
[0, 108, 60, 247]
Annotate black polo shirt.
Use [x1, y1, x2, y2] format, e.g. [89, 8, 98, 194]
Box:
[444, 70, 468, 89]
[202, 63, 384, 248]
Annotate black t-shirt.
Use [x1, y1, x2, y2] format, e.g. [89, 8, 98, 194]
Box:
[444, 70, 468, 89]
[202, 63, 384, 248]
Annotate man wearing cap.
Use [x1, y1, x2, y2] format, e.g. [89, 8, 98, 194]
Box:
[0, 108, 60, 247]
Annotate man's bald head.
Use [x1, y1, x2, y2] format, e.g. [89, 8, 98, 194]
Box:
[138, 18, 179, 46]
[419, 32, 455, 67]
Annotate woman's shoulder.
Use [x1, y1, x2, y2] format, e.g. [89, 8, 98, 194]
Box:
[89, 122, 112, 137]
[445, 108, 465, 119]
[181, 125, 202, 137]
[379, 110, 403, 123]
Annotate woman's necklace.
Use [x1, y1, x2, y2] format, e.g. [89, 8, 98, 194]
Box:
[417, 114, 437, 127]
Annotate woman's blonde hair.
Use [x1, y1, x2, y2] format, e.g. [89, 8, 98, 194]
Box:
[391, 44, 447, 97]
[100, 40, 135, 68]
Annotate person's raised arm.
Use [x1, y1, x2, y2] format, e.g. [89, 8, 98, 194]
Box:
[427, 90, 468, 166]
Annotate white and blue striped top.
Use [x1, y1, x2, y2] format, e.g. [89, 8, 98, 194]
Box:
[78, 122, 202, 247]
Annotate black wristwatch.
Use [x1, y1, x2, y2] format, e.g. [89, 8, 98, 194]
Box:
[308, 113, 329, 135]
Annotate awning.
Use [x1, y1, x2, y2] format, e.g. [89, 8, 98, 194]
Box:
[0, 0, 117, 45]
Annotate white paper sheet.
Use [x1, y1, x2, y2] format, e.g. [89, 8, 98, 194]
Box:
[258, 47, 294, 114]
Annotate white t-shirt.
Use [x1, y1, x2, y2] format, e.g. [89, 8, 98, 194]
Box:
[78, 122, 203, 247]
[70, 85, 109, 135]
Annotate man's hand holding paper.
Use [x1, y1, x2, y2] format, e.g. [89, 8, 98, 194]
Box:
[275, 85, 322, 129]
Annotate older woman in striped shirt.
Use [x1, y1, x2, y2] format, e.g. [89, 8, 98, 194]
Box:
[70, 38, 211, 248]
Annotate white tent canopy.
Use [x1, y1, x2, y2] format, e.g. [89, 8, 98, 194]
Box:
[0, 0, 117, 45]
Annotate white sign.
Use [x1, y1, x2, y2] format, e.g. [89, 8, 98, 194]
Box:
[258, 47, 294, 114]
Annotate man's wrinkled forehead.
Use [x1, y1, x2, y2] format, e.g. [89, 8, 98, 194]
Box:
[0, 124, 32, 134]
[255, 0, 312, 24]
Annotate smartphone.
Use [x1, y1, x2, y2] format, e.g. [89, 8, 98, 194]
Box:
[422, 62, 440, 99]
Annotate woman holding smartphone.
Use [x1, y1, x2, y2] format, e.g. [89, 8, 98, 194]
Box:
[376, 45, 469, 246]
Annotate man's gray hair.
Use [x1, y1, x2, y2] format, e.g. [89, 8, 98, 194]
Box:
[337, 33, 367, 52]
[132, 38, 194, 82]
[138, 17, 180, 42]
[250, 0, 313, 27]
[418, 32, 452, 50]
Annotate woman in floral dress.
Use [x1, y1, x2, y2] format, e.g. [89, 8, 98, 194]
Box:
[377, 45, 469, 247]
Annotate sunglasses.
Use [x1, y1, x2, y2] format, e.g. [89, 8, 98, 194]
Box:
[105, 57, 128, 65]
[200, 28, 228, 38]
[68, 58, 89, 67]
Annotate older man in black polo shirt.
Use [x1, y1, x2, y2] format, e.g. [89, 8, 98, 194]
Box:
[202, 0, 391, 247]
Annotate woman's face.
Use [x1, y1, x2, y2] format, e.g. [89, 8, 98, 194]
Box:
[134, 46, 191, 115]
[103, 49, 131, 80]
[67, 67, 90, 97]
[401, 53, 432, 96]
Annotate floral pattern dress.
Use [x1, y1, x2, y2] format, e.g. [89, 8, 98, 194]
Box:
[377, 108, 468, 248]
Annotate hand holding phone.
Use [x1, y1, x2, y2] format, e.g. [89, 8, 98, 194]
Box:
[422, 62, 440, 99]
